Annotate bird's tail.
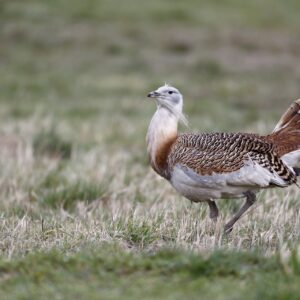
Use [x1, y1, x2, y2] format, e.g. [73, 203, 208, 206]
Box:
[273, 99, 300, 135]
[268, 99, 300, 169]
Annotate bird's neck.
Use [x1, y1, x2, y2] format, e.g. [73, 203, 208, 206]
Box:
[146, 107, 178, 177]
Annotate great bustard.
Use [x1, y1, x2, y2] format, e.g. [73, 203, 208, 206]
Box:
[146, 84, 300, 232]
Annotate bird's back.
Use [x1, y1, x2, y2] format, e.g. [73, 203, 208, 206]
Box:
[167, 132, 297, 186]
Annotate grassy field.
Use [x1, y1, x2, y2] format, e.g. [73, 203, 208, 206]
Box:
[1, 0, 300, 298]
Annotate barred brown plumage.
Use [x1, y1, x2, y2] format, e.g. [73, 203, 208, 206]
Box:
[147, 84, 300, 232]
[167, 132, 297, 186]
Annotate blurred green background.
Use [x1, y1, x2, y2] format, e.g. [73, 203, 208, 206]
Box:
[1, 0, 300, 135]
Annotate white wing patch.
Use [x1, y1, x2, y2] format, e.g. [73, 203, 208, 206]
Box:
[281, 149, 300, 167]
[173, 161, 287, 189]
[226, 160, 288, 187]
[170, 161, 289, 201]
[170, 159, 289, 201]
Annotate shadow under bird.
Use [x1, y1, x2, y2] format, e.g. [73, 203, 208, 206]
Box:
[146, 84, 300, 232]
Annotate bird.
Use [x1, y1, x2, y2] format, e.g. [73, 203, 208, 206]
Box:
[146, 83, 300, 232]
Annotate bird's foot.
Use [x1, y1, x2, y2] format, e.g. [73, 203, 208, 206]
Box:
[224, 223, 234, 234]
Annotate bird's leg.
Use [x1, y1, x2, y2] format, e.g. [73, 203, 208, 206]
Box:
[224, 191, 256, 233]
[207, 200, 219, 222]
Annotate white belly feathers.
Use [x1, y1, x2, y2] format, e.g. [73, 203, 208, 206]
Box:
[169, 161, 288, 202]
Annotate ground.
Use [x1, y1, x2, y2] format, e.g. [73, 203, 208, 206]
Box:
[0, 0, 300, 299]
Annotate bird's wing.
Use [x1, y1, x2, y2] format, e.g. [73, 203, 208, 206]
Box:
[168, 133, 296, 187]
[172, 162, 288, 189]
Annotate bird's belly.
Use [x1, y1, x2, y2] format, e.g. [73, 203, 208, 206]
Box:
[170, 180, 250, 202]
[170, 166, 259, 202]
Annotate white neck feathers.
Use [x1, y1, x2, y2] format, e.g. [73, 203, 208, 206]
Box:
[146, 107, 178, 171]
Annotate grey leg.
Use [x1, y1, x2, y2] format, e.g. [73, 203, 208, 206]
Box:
[207, 200, 219, 221]
[224, 191, 256, 233]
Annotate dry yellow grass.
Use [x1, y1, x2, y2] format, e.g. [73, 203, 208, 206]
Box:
[0, 116, 298, 259]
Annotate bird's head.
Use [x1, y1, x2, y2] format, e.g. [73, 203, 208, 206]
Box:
[147, 83, 187, 126]
[148, 84, 182, 108]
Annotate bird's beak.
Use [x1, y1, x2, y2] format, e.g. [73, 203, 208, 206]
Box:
[147, 91, 160, 98]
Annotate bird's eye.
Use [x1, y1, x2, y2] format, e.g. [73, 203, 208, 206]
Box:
[168, 91, 173, 94]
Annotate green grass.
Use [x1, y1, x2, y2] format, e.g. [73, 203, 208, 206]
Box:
[1, 0, 300, 298]
[39, 181, 107, 210]
[0, 245, 299, 300]
[33, 128, 72, 159]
